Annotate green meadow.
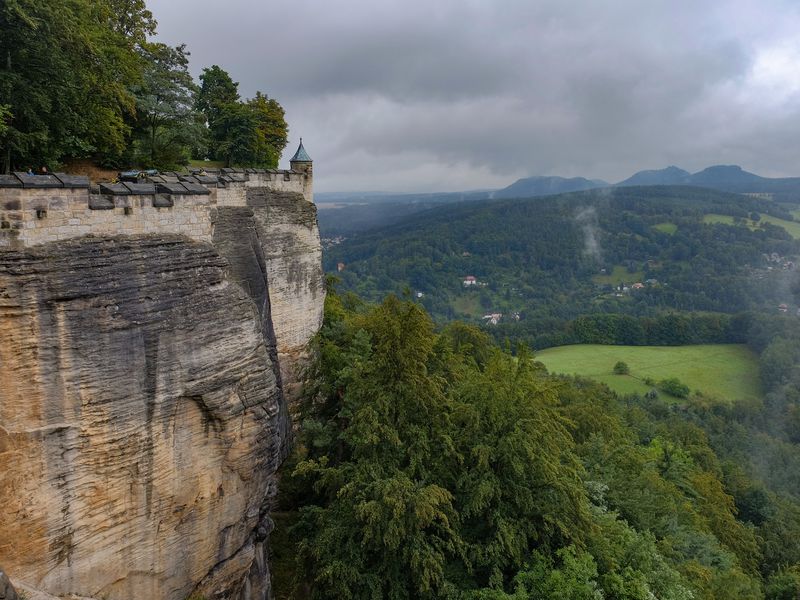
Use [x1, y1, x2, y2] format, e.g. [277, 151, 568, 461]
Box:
[536, 343, 762, 402]
[652, 222, 678, 234]
[704, 213, 800, 239]
[592, 265, 645, 285]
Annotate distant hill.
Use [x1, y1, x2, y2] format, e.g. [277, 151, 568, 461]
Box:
[493, 175, 609, 199]
[688, 164, 766, 186]
[617, 166, 691, 186]
[618, 165, 800, 200]
[495, 165, 800, 202]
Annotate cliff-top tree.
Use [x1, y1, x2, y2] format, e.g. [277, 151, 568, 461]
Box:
[0, 0, 148, 171]
[196, 64, 288, 168]
[129, 42, 205, 168]
[248, 91, 288, 168]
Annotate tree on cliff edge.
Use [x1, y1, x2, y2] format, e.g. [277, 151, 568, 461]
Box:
[129, 42, 205, 168]
[196, 64, 288, 168]
[0, 0, 148, 171]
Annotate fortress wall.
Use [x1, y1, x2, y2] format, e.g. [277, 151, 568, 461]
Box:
[245, 172, 311, 202]
[1, 191, 215, 247]
[215, 185, 248, 207]
[0, 169, 311, 249]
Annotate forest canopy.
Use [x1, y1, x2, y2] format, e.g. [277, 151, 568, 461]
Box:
[275, 286, 800, 599]
[0, 0, 288, 171]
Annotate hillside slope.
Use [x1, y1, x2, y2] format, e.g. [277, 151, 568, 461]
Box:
[327, 185, 800, 348]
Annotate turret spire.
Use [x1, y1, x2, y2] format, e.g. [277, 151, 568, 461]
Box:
[290, 138, 312, 163]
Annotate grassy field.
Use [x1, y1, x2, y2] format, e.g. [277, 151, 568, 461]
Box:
[703, 213, 800, 239]
[592, 265, 645, 286]
[536, 343, 762, 402]
[652, 222, 677, 234]
[452, 294, 484, 318]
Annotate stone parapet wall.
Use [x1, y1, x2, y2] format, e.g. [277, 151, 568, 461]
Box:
[0, 169, 312, 249]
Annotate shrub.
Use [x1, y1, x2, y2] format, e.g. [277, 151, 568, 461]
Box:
[613, 361, 630, 375]
[658, 377, 690, 398]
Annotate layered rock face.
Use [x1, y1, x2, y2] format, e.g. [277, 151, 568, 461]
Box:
[0, 183, 324, 599]
[248, 189, 324, 397]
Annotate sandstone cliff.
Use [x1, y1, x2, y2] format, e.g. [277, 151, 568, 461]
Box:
[0, 173, 324, 599]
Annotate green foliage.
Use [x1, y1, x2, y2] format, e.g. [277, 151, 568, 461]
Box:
[0, 103, 10, 138]
[128, 42, 203, 168]
[247, 92, 288, 168]
[276, 287, 794, 599]
[288, 292, 592, 597]
[0, 0, 148, 170]
[106, 0, 156, 43]
[0, 6, 289, 170]
[471, 546, 604, 599]
[196, 65, 240, 128]
[765, 567, 800, 600]
[613, 361, 630, 375]
[196, 65, 288, 167]
[659, 377, 690, 398]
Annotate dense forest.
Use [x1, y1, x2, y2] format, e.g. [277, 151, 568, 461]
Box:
[326, 186, 800, 349]
[273, 287, 800, 599]
[0, 0, 287, 171]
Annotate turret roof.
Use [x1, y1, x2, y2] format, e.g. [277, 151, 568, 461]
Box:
[290, 138, 312, 162]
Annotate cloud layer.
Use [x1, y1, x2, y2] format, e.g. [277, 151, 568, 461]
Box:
[149, 0, 800, 192]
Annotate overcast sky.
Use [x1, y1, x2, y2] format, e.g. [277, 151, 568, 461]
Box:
[149, 0, 800, 192]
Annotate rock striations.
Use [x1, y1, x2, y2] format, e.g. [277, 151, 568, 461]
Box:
[0, 166, 324, 599]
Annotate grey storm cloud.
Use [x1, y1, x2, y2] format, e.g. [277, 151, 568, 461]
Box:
[148, 0, 800, 192]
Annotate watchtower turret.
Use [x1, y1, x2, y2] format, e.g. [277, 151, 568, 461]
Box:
[290, 139, 313, 202]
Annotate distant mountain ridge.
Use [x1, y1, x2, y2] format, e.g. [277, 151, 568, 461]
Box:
[495, 164, 800, 201]
[317, 164, 800, 238]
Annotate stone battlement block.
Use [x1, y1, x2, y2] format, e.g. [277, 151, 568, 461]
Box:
[0, 175, 22, 188]
[194, 174, 221, 185]
[14, 172, 62, 188]
[156, 182, 190, 195]
[123, 182, 156, 194]
[222, 173, 249, 183]
[180, 182, 212, 195]
[151, 175, 180, 184]
[99, 183, 130, 195]
[54, 173, 90, 188]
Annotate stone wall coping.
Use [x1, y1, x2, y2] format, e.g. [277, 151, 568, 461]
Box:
[0, 168, 306, 191]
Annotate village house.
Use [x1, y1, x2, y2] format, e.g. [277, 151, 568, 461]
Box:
[482, 313, 502, 325]
[463, 275, 477, 286]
